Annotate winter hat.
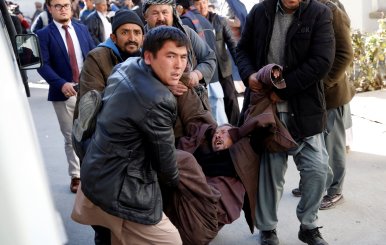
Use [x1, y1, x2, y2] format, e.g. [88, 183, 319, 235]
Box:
[142, 0, 176, 14]
[112, 9, 145, 33]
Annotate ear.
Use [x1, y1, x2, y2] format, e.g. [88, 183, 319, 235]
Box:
[143, 50, 152, 65]
[110, 33, 117, 43]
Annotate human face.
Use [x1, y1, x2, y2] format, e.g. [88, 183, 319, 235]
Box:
[144, 41, 188, 86]
[211, 125, 233, 152]
[48, 0, 72, 24]
[95, 2, 108, 14]
[194, 0, 209, 18]
[145, 4, 174, 29]
[281, 0, 302, 14]
[85, 0, 94, 9]
[111, 23, 144, 54]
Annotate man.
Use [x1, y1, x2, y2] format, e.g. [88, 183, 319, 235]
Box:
[236, 0, 335, 245]
[85, 0, 111, 45]
[74, 9, 144, 120]
[292, 0, 355, 210]
[32, 1, 44, 23]
[175, 0, 228, 125]
[194, 0, 240, 126]
[36, 0, 95, 193]
[72, 26, 188, 245]
[31, 2, 53, 33]
[79, 0, 94, 23]
[142, 0, 216, 95]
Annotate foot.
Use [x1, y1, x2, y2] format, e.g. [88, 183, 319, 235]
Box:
[260, 229, 279, 245]
[292, 187, 302, 197]
[70, 177, 80, 193]
[319, 194, 343, 210]
[298, 226, 329, 245]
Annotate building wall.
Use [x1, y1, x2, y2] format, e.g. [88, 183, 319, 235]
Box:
[340, 0, 383, 33]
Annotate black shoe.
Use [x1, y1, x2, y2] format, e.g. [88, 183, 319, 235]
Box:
[260, 229, 279, 245]
[319, 194, 343, 210]
[298, 226, 329, 245]
[292, 187, 302, 197]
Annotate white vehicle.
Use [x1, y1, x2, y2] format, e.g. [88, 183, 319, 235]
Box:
[0, 0, 65, 244]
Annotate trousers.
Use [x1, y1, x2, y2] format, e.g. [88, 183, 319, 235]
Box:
[255, 112, 329, 230]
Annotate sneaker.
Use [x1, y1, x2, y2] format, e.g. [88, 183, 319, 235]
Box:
[298, 226, 329, 245]
[73, 90, 102, 142]
[292, 187, 302, 197]
[319, 194, 343, 210]
[260, 229, 279, 245]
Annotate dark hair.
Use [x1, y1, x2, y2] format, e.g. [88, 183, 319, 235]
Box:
[142, 26, 189, 58]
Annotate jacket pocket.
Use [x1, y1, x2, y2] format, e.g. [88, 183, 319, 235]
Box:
[118, 170, 157, 211]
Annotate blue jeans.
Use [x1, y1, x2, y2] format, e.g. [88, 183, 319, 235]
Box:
[255, 112, 329, 230]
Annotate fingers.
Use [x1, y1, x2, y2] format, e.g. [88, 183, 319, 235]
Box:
[168, 83, 188, 96]
[61, 82, 78, 97]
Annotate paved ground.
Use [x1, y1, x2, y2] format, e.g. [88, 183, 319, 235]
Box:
[27, 70, 386, 245]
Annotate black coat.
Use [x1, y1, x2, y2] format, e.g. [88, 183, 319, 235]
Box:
[81, 57, 179, 225]
[236, 0, 335, 138]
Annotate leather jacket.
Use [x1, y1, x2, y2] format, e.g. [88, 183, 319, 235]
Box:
[81, 57, 179, 225]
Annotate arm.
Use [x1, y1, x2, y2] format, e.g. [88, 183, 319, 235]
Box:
[324, 4, 353, 87]
[144, 97, 179, 188]
[221, 16, 237, 61]
[235, 5, 259, 85]
[185, 27, 216, 86]
[36, 30, 68, 92]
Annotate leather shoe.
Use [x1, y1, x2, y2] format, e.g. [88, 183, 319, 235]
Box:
[70, 177, 80, 193]
[298, 226, 329, 245]
[260, 229, 279, 245]
[319, 194, 343, 210]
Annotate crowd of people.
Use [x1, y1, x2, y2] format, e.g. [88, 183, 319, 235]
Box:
[8, 0, 355, 244]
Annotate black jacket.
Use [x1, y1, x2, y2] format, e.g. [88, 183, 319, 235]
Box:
[207, 11, 237, 78]
[81, 57, 179, 225]
[85, 10, 106, 45]
[236, 0, 335, 138]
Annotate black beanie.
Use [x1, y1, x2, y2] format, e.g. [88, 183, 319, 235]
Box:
[112, 10, 145, 34]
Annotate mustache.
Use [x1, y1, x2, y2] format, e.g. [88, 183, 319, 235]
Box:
[155, 20, 167, 26]
[125, 41, 139, 47]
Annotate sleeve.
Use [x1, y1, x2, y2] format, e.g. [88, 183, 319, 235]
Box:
[79, 51, 108, 98]
[36, 29, 67, 91]
[235, 5, 259, 86]
[143, 97, 179, 188]
[221, 16, 237, 61]
[323, 5, 353, 88]
[186, 27, 217, 85]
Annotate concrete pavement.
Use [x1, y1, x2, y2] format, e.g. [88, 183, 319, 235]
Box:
[27, 69, 386, 244]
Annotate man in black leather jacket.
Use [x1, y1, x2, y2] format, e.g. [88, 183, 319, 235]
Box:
[75, 26, 190, 244]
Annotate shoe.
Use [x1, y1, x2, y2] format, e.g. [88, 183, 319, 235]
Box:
[298, 226, 329, 245]
[292, 187, 302, 197]
[70, 177, 80, 193]
[319, 194, 343, 210]
[73, 90, 102, 142]
[260, 229, 279, 245]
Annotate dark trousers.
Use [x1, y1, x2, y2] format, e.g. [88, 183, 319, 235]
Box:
[219, 75, 240, 126]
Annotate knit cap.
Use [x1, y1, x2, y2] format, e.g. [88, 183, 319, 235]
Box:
[112, 10, 145, 33]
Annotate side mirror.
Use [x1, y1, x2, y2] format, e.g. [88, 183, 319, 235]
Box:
[15, 34, 42, 70]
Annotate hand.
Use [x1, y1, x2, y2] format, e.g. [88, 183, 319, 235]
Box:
[269, 91, 282, 103]
[168, 82, 188, 96]
[248, 72, 263, 92]
[188, 70, 202, 88]
[61, 82, 78, 97]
